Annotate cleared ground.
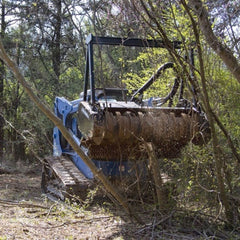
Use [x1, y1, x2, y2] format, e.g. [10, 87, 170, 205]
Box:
[0, 161, 239, 240]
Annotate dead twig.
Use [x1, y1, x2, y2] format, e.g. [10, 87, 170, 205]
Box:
[0, 199, 49, 209]
[136, 212, 174, 234]
[22, 215, 118, 229]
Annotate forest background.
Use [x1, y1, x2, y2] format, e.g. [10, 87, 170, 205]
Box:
[0, 0, 240, 229]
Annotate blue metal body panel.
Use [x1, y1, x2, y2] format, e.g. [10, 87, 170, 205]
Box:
[53, 96, 132, 180]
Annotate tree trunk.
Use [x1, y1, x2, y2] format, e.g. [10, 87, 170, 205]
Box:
[145, 142, 168, 211]
[182, 0, 236, 224]
[13, 35, 25, 160]
[0, 59, 4, 159]
[52, 0, 62, 95]
[0, 2, 6, 159]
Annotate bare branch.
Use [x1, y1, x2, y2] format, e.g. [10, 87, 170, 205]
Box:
[188, 0, 240, 84]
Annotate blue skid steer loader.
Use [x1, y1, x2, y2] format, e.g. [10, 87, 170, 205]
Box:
[41, 34, 210, 200]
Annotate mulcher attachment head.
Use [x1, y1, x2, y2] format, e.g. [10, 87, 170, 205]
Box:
[78, 35, 211, 160]
[78, 100, 211, 160]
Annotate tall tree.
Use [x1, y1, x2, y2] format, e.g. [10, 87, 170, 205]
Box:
[12, 0, 80, 97]
[0, 1, 6, 159]
[52, 0, 62, 82]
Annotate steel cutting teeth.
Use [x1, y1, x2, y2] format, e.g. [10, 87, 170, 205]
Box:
[79, 107, 210, 160]
[87, 110, 199, 145]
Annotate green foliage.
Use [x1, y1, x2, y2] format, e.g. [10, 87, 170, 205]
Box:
[122, 47, 179, 101]
[59, 67, 83, 99]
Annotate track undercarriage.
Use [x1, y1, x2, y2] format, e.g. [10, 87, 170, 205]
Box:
[41, 155, 152, 202]
[41, 156, 94, 202]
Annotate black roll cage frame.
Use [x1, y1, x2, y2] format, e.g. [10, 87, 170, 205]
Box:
[83, 33, 183, 105]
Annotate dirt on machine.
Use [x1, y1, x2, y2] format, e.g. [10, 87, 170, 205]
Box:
[41, 34, 211, 201]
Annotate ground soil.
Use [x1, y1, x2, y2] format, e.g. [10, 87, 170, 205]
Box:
[0, 161, 239, 240]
